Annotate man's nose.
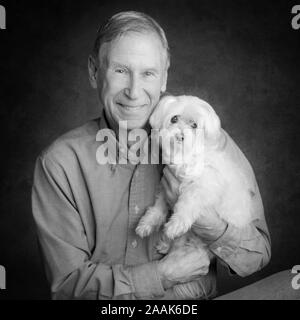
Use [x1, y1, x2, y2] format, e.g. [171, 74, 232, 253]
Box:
[124, 75, 141, 100]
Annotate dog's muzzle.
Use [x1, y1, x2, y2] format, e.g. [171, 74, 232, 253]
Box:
[175, 133, 184, 142]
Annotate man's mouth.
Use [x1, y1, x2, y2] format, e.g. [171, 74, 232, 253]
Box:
[117, 103, 146, 111]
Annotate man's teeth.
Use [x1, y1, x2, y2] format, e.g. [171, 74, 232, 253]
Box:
[119, 103, 143, 110]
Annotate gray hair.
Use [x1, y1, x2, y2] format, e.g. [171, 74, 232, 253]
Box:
[92, 11, 170, 69]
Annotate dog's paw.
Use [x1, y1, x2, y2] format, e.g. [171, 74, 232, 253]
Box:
[136, 206, 166, 238]
[155, 239, 171, 254]
[164, 218, 190, 239]
[144, 206, 166, 222]
[135, 223, 155, 238]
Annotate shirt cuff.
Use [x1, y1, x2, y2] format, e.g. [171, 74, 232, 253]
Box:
[129, 261, 165, 299]
[208, 223, 242, 260]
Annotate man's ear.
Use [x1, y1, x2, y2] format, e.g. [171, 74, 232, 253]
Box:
[88, 55, 98, 89]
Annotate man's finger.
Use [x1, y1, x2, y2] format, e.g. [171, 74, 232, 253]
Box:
[161, 176, 176, 206]
[161, 177, 172, 198]
[163, 167, 179, 191]
[163, 167, 176, 185]
[161, 176, 169, 190]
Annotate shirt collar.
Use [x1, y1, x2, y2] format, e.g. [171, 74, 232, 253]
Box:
[97, 112, 150, 167]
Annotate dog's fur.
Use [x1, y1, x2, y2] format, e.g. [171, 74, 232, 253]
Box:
[135, 95, 254, 299]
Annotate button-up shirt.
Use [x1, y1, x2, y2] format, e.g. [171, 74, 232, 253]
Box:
[31, 115, 271, 300]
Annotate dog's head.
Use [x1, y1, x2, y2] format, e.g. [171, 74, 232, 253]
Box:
[150, 95, 221, 166]
[150, 95, 221, 140]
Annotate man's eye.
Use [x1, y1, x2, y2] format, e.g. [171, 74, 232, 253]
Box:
[115, 69, 126, 74]
[190, 122, 197, 129]
[171, 115, 179, 123]
[144, 71, 154, 77]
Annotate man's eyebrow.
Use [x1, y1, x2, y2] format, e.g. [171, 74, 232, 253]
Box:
[110, 61, 129, 68]
[109, 61, 160, 73]
[143, 67, 159, 73]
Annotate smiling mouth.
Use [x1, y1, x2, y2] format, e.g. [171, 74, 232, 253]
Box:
[117, 103, 146, 110]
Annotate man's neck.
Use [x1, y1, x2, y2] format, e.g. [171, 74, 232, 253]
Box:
[103, 111, 151, 148]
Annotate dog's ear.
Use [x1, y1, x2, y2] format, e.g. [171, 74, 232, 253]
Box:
[150, 95, 177, 129]
[198, 99, 221, 144]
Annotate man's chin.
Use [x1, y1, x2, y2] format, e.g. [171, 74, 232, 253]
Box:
[117, 118, 148, 130]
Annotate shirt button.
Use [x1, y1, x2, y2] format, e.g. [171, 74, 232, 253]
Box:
[120, 146, 126, 153]
[135, 170, 139, 177]
[216, 247, 222, 253]
[131, 239, 138, 248]
[134, 205, 139, 214]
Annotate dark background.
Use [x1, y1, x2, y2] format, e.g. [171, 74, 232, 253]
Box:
[0, 0, 299, 299]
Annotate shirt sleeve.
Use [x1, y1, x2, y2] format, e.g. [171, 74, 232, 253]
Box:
[32, 154, 165, 300]
[208, 214, 271, 277]
[204, 132, 271, 277]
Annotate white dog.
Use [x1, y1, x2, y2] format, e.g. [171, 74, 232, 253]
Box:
[136, 95, 254, 298]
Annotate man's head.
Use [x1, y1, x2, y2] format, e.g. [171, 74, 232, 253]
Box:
[88, 11, 170, 131]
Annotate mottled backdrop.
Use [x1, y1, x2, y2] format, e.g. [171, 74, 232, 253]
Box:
[0, 0, 299, 299]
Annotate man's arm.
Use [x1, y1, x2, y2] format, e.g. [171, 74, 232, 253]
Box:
[192, 130, 271, 276]
[163, 130, 271, 278]
[192, 179, 271, 277]
[32, 155, 209, 299]
[32, 155, 166, 299]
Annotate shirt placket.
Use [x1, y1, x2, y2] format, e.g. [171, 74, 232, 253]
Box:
[125, 165, 145, 265]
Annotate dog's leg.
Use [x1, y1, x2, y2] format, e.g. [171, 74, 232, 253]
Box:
[164, 192, 198, 239]
[155, 232, 172, 254]
[136, 187, 169, 237]
[164, 175, 223, 239]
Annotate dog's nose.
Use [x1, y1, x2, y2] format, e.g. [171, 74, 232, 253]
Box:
[175, 133, 184, 141]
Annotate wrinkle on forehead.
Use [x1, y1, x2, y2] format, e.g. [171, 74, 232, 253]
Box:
[98, 31, 168, 70]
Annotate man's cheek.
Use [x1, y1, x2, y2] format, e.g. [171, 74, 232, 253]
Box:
[147, 87, 161, 106]
[101, 80, 121, 100]
[108, 71, 129, 87]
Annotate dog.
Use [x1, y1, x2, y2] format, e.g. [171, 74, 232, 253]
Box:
[135, 95, 255, 299]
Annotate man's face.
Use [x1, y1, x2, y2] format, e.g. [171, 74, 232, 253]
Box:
[96, 32, 168, 131]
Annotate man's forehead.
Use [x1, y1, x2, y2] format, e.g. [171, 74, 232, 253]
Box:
[101, 31, 166, 66]
[116, 30, 162, 44]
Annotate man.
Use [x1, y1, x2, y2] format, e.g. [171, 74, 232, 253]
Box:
[32, 11, 271, 300]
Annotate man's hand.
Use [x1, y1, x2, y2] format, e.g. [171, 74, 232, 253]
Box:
[162, 166, 228, 243]
[191, 207, 228, 244]
[157, 243, 210, 290]
[161, 166, 180, 208]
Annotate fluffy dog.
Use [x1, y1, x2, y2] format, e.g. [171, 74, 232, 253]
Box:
[135, 95, 254, 298]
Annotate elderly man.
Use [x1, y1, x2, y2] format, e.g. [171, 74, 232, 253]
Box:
[32, 11, 271, 300]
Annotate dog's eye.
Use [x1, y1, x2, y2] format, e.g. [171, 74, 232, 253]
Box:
[191, 122, 197, 129]
[171, 115, 179, 123]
